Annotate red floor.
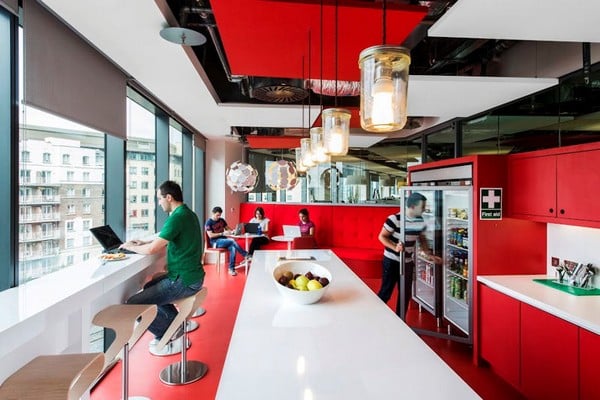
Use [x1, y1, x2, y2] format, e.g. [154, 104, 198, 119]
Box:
[91, 264, 524, 400]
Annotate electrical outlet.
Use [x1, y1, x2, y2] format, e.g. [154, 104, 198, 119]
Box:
[551, 257, 560, 267]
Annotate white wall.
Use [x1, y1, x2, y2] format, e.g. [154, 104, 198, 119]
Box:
[547, 224, 600, 288]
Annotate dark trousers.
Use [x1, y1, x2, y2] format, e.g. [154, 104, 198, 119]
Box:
[377, 257, 413, 318]
[248, 236, 269, 255]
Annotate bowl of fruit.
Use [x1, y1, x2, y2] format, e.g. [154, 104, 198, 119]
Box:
[273, 261, 332, 305]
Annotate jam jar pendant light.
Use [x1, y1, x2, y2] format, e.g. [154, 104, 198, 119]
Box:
[323, 0, 350, 156]
[295, 147, 307, 173]
[310, 127, 328, 164]
[359, 0, 411, 132]
[322, 108, 350, 156]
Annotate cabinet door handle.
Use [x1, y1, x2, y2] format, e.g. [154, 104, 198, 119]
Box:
[549, 208, 554, 214]
[560, 209, 565, 215]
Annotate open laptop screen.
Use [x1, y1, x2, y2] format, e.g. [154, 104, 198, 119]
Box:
[282, 225, 301, 238]
[244, 222, 260, 234]
[89, 225, 128, 253]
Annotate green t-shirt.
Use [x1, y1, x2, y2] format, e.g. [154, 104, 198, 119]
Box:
[159, 204, 204, 285]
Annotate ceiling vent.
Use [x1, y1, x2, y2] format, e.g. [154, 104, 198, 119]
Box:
[250, 79, 308, 103]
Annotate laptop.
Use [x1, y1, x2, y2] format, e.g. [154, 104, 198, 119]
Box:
[233, 223, 243, 236]
[244, 222, 260, 234]
[282, 225, 301, 238]
[89, 225, 136, 254]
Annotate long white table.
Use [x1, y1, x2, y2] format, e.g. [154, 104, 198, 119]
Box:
[216, 250, 480, 399]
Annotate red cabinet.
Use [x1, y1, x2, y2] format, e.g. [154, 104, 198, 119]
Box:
[521, 303, 579, 400]
[507, 154, 556, 217]
[508, 148, 600, 226]
[556, 149, 600, 222]
[579, 328, 600, 400]
[479, 284, 520, 389]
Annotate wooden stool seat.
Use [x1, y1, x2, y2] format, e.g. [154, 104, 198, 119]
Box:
[155, 288, 208, 385]
[0, 353, 104, 400]
[92, 304, 157, 400]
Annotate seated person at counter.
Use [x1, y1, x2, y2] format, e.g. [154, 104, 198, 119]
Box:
[120, 180, 204, 353]
[248, 206, 269, 256]
[205, 206, 248, 276]
[298, 208, 315, 236]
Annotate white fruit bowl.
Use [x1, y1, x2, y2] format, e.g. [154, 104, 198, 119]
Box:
[272, 261, 332, 305]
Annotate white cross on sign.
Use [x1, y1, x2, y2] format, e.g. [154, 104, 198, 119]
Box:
[482, 191, 500, 208]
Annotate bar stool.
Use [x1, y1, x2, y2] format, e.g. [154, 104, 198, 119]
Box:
[92, 304, 157, 400]
[154, 287, 208, 385]
[0, 352, 104, 400]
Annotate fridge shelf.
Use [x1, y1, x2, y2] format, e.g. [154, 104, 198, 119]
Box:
[417, 255, 436, 264]
[446, 243, 468, 252]
[446, 217, 469, 223]
[447, 269, 468, 280]
[416, 276, 435, 289]
[445, 294, 468, 309]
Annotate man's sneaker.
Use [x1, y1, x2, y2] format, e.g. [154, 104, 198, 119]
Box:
[149, 337, 191, 356]
[228, 269, 237, 276]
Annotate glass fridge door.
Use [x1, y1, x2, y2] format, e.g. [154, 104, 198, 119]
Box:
[409, 189, 442, 316]
[442, 187, 473, 335]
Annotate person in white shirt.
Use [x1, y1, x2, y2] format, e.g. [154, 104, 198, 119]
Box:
[248, 206, 269, 256]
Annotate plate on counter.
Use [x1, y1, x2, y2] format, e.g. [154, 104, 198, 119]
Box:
[100, 253, 128, 262]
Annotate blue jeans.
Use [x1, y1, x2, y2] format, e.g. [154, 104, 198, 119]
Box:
[377, 257, 414, 317]
[213, 238, 247, 271]
[127, 274, 203, 339]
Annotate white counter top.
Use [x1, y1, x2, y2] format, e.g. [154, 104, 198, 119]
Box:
[217, 250, 480, 399]
[0, 252, 163, 381]
[477, 275, 600, 334]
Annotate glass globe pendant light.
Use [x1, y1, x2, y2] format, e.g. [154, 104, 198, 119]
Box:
[300, 137, 315, 169]
[359, 0, 411, 132]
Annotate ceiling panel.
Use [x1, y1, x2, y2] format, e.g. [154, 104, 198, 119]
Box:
[429, 0, 600, 42]
[211, 0, 427, 81]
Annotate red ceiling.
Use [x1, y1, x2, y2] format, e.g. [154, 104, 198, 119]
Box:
[211, 0, 427, 82]
[246, 135, 303, 149]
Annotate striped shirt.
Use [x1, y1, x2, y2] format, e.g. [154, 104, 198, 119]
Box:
[382, 212, 426, 263]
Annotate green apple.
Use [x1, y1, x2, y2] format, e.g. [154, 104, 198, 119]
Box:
[295, 275, 309, 289]
[307, 279, 323, 291]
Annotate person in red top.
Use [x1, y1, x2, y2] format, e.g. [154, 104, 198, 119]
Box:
[297, 208, 315, 236]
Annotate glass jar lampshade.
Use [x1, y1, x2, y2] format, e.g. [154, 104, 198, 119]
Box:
[310, 127, 329, 164]
[300, 138, 315, 168]
[358, 45, 410, 132]
[294, 147, 307, 173]
[322, 108, 351, 156]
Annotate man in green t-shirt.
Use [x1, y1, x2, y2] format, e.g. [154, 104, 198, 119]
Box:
[121, 180, 203, 352]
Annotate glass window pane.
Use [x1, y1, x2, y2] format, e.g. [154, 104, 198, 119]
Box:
[125, 97, 156, 238]
[169, 124, 183, 185]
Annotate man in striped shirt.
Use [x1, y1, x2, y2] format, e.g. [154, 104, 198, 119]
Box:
[378, 192, 438, 317]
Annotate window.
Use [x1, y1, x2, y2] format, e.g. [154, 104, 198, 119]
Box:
[66, 221, 74, 232]
[169, 125, 183, 185]
[62, 154, 70, 164]
[66, 238, 74, 249]
[67, 171, 74, 181]
[38, 171, 51, 184]
[82, 155, 89, 165]
[126, 97, 156, 238]
[66, 255, 74, 265]
[67, 204, 75, 214]
[83, 204, 91, 214]
[141, 209, 149, 217]
[21, 150, 30, 162]
[66, 187, 75, 197]
[83, 220, 91, 230]
[83, 172, 90, 181]
[43, 152, 51, 163]
[20, 170, 31, 184]
[83, 253, 90, 261]
[82, 188, 91, 197]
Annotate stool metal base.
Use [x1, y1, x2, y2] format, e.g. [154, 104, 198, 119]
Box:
[159, 361, 208, 385]
[191, 307, 206, 317]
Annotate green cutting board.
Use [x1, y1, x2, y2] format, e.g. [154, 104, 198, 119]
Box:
[533, 279, 600, 296]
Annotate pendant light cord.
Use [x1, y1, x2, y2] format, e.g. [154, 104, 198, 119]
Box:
[334, 0, 338, 107]
[382, 0, 387, 45]
[320, 0, 324, 115]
